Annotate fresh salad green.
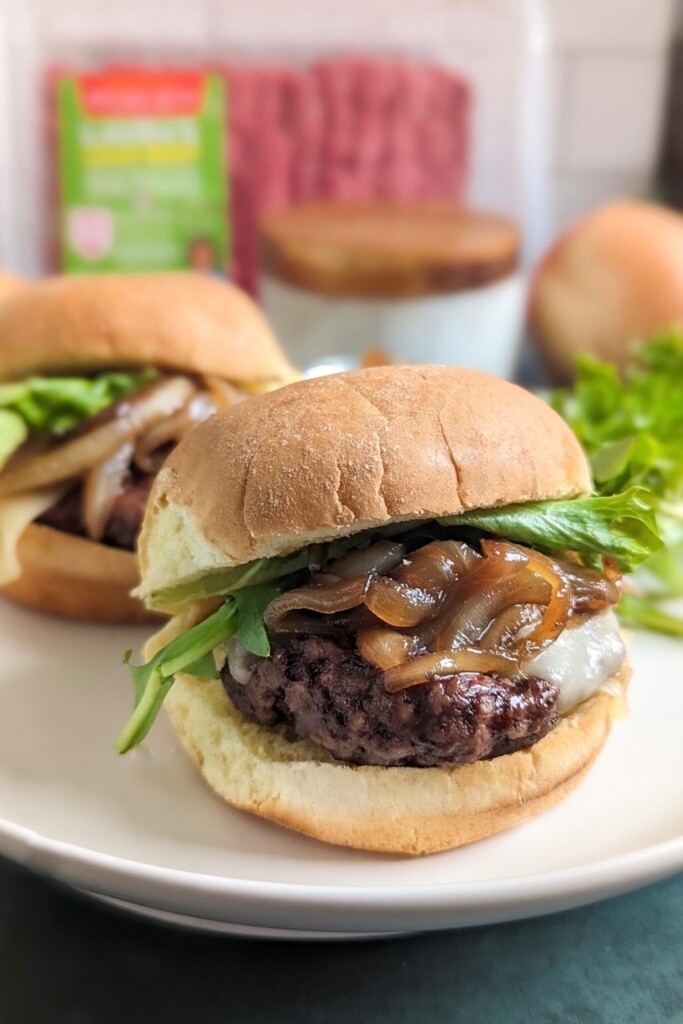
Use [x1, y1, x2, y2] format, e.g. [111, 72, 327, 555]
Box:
[117, 584, 278, 752]
[0, 410, 28, 470]
[119, 489, 661, 752]
[440, 489, 659, 573]
[618, 593, 683, 638]
[552, 332, 683, 632]
[0, 368, 157, 470]
[149, 491, 658, 612]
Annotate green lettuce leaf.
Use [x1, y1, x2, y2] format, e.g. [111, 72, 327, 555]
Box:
[439, 489, 661, 572]
[0, 368, 157, 437]
[552, 334, 683, 500]
[117, 583, 279, 753]
[117, 602, 237, 754]
[552, 331, 683, 633]
[152, 551, 310, 609]
[618, 593, 683, 638]
[149, 530, 387, 609]
[184, 651, 222, 679]
[0, 410, 28, 471]
[232, 585, 281, 656]
[151, 487, 661, 613]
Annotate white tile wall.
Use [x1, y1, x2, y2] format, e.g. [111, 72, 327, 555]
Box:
[564, 54, 668, 173]
[548, 0, 673, 49]
[552, 171, 655, 233]
[543, 0, 675, 237]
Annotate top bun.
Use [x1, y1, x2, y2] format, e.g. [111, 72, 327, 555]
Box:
[137, 365, 591, 601]
[0, 273, 295, 384]
[529, 200, 683, 380]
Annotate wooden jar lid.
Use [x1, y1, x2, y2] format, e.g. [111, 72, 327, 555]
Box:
[260, 201, 519, 299]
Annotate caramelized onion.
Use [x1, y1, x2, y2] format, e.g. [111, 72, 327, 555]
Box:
[364, 540, 478, 627]
[327, 540, 406, 580]
[81, 441, 134, 541]
[416, 553, 520, 649]
[364, 577, 439, 627]
[553, 557, 621, 612]
[264, 575, 371, 630]
[436, 568, 550, 650]
[203, 376, 248, 410]
[259, 534, 617, 695]
[307, 543, 327, 573]
[401, 539, 480, 577]
[227, 637, 255, 684]
[357, 629, 415, 670]
[482, 541, 572, 655]
[0, 376, 195, 497]
[311, 572, 343, 585]
[263, 606, 382, 635]
[384, 649, 520, 692]
[133, 392, 217, 473]
[480, 603, 545, 652]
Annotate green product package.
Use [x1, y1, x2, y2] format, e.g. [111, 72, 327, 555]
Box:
[57, 69, 228, 273]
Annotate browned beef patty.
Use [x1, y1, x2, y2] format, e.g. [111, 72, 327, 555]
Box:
[38, 474, 154, 552]
[222, 634, 560, 768]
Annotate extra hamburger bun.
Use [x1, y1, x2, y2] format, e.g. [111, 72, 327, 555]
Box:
[0, 272, 295, 623]
[134, 366, 622, 855]
[0, 272, 295, 383]
[529, 200, 683, 380]
[138, 364, 591, 603]
[0, 270, 25, 306]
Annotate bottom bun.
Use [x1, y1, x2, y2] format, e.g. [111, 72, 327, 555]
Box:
[1, 523, 159, 623]
[157, 613, 629, 856]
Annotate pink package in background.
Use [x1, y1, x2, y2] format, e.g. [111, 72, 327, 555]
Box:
[47, 56, 470, 295]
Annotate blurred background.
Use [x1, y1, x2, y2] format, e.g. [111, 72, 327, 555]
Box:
[0, 0, 681, 378]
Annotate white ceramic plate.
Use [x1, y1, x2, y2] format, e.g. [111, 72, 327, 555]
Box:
[0, 600, 681, 938]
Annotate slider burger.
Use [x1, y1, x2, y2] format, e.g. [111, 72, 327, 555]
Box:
[119, 366, 659, 854]
[0, 273, 294, 621]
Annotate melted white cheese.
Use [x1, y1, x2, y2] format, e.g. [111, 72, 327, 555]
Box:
[522, 610, 625, 714]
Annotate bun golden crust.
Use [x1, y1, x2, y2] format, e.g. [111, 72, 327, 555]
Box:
[0, 523, 158, 623]
[0, 273, 294, 383]
[137, 365, 591, 601]
[153, 610, 628, 856]
[529, 200, 683, 380]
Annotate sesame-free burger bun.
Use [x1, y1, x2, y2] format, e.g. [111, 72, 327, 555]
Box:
[0, 272, 295, 383]
[1, 524, 158, 622]
[137, 364, 591, 604]
[529, 200, 683, 380]
[148, 608, 629, 855]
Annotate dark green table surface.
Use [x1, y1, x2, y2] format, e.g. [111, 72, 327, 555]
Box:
[1, 856, 681, 1023]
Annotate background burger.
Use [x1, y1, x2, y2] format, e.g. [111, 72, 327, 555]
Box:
[0, 272, 295, 622]
[118, 365, 659, 855]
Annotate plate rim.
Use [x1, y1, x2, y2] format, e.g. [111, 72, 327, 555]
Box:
[2, 811, 682, 912]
